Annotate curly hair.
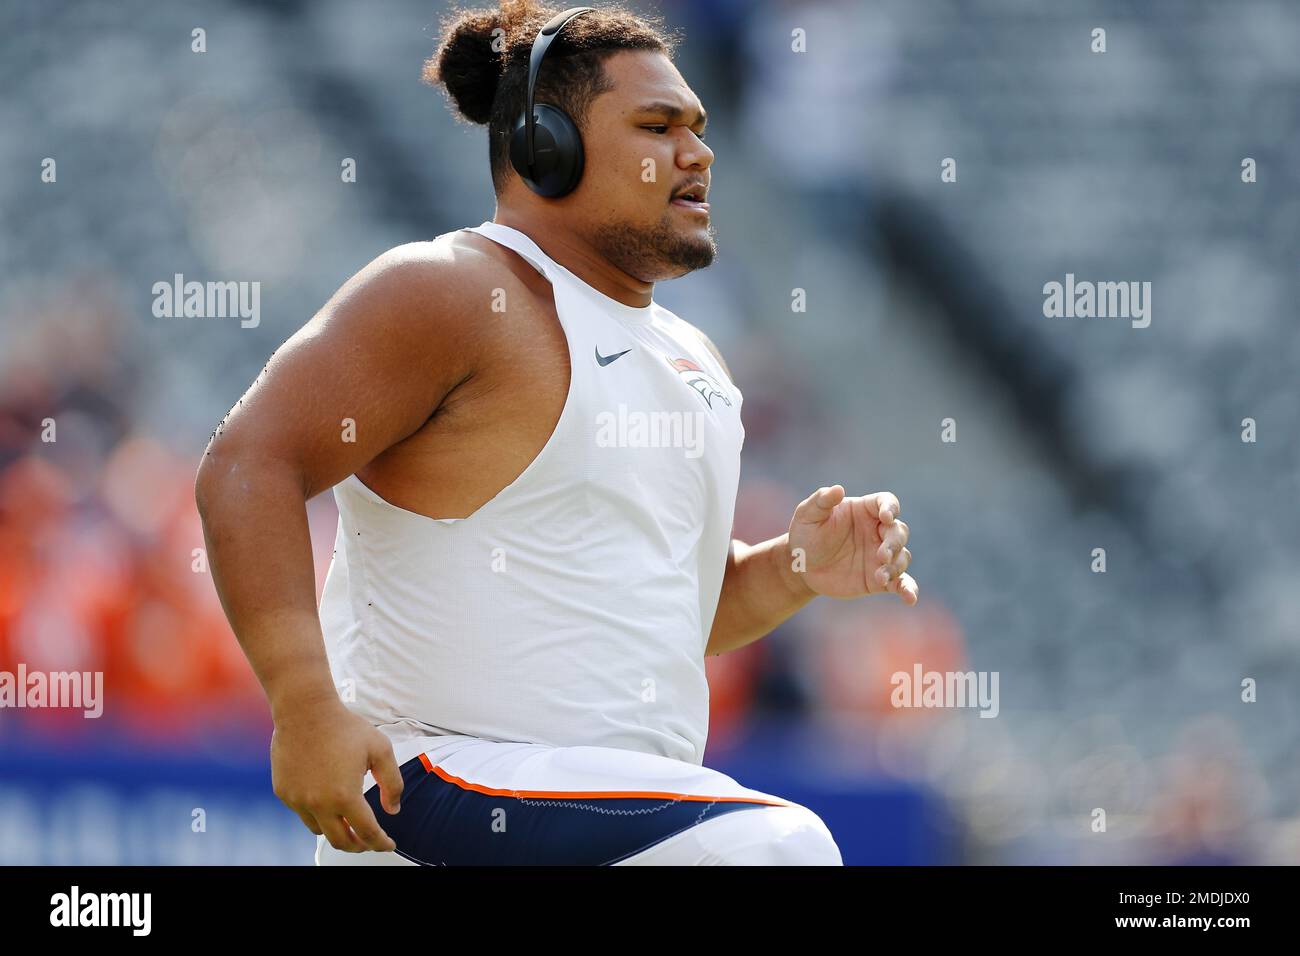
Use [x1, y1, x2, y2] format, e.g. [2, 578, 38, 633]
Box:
[424, 1, 678, 194]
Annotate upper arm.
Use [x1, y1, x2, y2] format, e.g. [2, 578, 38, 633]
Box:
[197, 238, 497, 500]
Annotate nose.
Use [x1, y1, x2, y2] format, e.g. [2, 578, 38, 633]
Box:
[677, 131, 713, 172]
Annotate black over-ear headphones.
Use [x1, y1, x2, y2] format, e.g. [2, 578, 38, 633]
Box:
[508, 6, 595, 198]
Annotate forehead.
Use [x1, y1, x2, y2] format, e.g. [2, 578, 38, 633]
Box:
[595, 50, 702, 114]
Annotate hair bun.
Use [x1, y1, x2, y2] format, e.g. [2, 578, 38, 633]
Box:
[426, 9, 509, 126]
[427, 2, 565, 125]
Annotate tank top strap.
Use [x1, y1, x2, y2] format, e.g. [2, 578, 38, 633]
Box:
[464, 221, 565, 285]
[464, 221, 659, 327]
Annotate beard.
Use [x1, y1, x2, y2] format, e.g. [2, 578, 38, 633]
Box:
[590, 210, 717, 282]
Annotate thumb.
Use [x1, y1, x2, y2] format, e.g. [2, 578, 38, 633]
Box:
[793, 485, 845, 527]
[369, 739, 404, 816]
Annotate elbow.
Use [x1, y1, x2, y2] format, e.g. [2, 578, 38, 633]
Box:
[194, 438, 245, 520]
[193, 449, 222, 522]
[194, 440, 309, 519]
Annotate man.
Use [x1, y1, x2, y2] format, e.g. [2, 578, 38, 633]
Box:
[194, 1, 916, 866]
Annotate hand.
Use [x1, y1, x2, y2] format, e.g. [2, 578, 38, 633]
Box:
[269, 696, 404, 852]
[786, 485, 918, 604]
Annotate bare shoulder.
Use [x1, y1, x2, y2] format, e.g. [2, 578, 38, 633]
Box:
[330, 231, 508, 327]
[202, 232, 518, 488]
[306, 228, 556, 369]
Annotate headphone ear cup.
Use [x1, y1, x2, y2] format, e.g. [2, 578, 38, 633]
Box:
[509, 104, 584, 198]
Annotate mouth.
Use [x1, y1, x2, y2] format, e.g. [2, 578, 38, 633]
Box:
[670, 184, 709, 215]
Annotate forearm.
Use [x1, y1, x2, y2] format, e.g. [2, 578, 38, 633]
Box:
[195, 456, 338, 718]
[706, 534, 815, 656]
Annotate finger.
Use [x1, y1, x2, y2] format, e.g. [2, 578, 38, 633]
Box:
[792, 485, 844, 526]
[370, 742, 405, 816]
[293, 808, 324, 836]
[876, 520, 910, 562]
[320, 814, 366, 853]
[342, 796, 397, 853]
[891, 572, 919, 605]
[878, 550, 911, 587]
[865, 492, 901, 526]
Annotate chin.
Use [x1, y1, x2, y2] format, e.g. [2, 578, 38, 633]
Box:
[593, 214, 718, 281]
[660, 220, 718, 275]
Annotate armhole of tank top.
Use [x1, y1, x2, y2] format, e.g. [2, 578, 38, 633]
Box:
[337, 472, 461, 526]
[361, 228, 579, 528]
[461, 239, 577, 520]
[330, 229, 576, 524]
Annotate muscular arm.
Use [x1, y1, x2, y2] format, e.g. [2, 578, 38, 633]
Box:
[194, 240, 492, 850]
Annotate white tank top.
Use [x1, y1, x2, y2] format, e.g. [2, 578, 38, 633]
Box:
[319, 221, 745, 767]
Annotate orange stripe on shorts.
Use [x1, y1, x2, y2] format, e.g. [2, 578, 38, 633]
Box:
[416, 755, 789, 807]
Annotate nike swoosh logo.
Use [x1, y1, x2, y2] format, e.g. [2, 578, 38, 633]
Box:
[595, 346, 633, 367]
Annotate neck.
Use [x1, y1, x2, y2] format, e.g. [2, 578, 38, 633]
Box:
[492, 209, 654, 309]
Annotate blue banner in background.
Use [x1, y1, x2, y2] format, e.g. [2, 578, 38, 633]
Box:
[0, 739, 315, 866]
[707, 721, 957, 865]
[1, 725, 952, 865]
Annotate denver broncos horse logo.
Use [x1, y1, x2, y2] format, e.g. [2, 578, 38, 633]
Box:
[668, 357, 732, 409]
